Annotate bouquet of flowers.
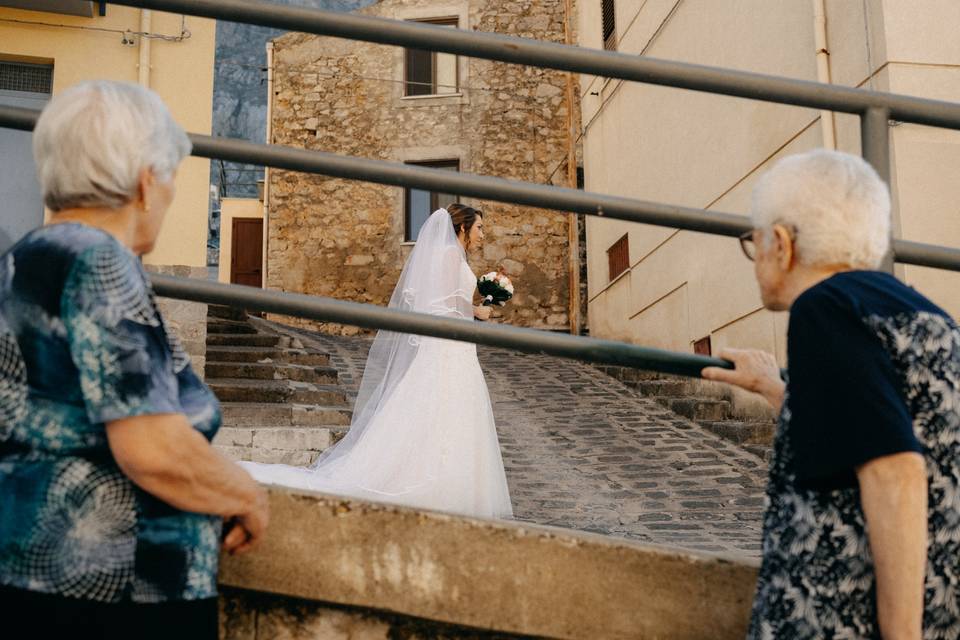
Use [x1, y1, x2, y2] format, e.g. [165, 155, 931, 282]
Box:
[478, 270, 514, 307]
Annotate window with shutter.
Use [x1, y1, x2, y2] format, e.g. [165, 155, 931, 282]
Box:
[602, 0, 617, 51]
[404, 18, 459, 96]
[0, 61, 53, 94]
[607, 234, 629, 281]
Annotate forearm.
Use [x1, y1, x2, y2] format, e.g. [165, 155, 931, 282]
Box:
[109, 415, 262, 517]
[761, 380, 786, 413]
[857, 452, 927, 640]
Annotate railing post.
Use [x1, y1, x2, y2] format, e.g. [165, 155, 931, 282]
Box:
[861, 106, 894, 272]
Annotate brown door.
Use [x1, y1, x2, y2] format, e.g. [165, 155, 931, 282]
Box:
[231, 218, 263, 287]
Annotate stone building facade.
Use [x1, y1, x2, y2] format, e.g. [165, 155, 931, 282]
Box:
[266, 0, 582, 333]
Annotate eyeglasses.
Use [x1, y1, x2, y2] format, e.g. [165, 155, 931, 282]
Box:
[739, 230, 757, 261]
[739, 224, 797, 262]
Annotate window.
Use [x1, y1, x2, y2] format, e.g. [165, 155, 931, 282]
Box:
[0, 61, 53, 94]
[404, 160, 460, 242]
[602, 0, 617, 51]
[607, 234, 629, 281]
[405, 18, 459, 96]
[0, 61, 52, 253]
[693, 336, 712, 356]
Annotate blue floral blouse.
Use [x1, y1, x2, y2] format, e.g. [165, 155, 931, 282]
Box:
[0, 223, 222, 603]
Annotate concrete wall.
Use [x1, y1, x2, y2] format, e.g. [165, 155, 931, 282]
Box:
[219, 197, 265, 284]
[577, 0, 960, 371]
[219, 488, 759, 640]
[266, 0, 580, 334]
[0, 5, 215, 270]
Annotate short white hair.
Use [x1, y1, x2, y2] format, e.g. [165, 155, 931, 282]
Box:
[750, 149, 891, 269]
[33, 80, 191, 211]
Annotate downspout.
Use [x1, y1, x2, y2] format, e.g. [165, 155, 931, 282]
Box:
[813, 0, 836, 149]
[262, 41, 275, 288]
[138, 9, 151, 87]
[563, 0, 581, 335]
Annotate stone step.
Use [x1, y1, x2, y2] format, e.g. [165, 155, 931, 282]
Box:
[208, 304, 249, 322]
[635, 379, 698, 397]
[743, 443, 773, 463]
[207, 333, 282, 347]
[701, 420, 776, 446]
[205, 346, 330, 366]
[220, 402, 352, 428]
[656, 396, 730, 422]
[594, 364, 666, 384]
[209, 379, 346, 405]
[205, 362, 338, 384]
[206, 319, 258, 335]
[214, 424, 348, 463]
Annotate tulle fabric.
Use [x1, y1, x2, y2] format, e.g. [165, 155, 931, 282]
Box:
[240, 210, 513, 519]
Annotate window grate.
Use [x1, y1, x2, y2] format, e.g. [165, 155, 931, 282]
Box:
[607, 234, 629, 281]
[602, 0, 617, 51]
[0, 62, 53, 94]
[693, 336, 712, 356]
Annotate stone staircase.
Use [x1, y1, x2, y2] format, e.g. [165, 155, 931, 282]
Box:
[207, 305, 352, 466]
[596, 366, 775, 460]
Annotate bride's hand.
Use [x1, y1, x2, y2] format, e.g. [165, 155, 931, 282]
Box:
[474, 305, 491, 321]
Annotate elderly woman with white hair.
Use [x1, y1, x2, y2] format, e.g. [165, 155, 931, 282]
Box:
[703, 149, 960, 639]
[0, 81, 268, 639]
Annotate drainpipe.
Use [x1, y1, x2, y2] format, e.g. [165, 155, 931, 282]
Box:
[138, 9, 151, 87]
[262, 41, 275, 287]
[563, 0, 581, 335]
[813, 0, 836, 149]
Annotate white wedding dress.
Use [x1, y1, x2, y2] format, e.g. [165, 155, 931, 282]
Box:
[240, 209, 513, 519]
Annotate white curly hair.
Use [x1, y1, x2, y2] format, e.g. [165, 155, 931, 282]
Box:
[750, 149, 890, 269]
[33, 80, 191, 212]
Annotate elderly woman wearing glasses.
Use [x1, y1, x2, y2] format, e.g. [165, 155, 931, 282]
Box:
[703, 149, 960, 639]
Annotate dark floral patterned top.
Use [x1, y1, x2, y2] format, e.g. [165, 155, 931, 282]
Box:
[749, 271, 960, 639]
[0, 223, 222, 603]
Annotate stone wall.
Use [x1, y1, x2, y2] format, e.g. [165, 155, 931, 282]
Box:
[145, 264, 209, 378]
[267, 0, 581, 334]
[221, 589, 534, 639]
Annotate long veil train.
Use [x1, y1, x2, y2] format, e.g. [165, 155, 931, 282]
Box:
[240, 209, 513, 519]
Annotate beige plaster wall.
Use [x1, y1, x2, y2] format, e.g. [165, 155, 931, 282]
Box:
[578, 0, 960, 368]
[0, 5, 215, 269]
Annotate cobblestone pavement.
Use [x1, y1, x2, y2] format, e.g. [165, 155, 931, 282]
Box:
[287, 328, 769, 558]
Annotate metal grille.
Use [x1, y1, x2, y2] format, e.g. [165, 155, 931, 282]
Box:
[693, 336, 712, 356]
[607, 234, 629, 281]
[0, 62, 53, 94]
[602, 0, 616, 51]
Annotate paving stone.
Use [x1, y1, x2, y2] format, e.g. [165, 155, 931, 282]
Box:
[277, 326, 768, 559]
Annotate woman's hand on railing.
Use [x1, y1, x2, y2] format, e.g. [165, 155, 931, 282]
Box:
[223, 487, 270, 555]
[701, 348, 785, 413]
[106, 413, 271, 553]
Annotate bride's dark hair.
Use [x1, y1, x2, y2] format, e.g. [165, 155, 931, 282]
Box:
[448, 203, 483, 249]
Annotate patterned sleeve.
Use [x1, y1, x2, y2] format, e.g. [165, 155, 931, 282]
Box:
[61, 242, 180, 425]
[786, 286, 921, 488]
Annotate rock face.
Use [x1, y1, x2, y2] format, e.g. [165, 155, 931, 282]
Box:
[210, 0, 376, 252]
[267, 0, 581, 333]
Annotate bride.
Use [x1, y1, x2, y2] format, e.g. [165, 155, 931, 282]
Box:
[241, 205, 513, 519]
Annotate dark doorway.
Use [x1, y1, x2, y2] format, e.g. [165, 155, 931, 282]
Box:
[231, 217, 263, 287]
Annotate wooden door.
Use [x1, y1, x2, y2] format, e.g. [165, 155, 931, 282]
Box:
[231, 218, 263, 287]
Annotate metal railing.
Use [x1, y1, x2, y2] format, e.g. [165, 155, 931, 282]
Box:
[4, 0, 960, 378]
